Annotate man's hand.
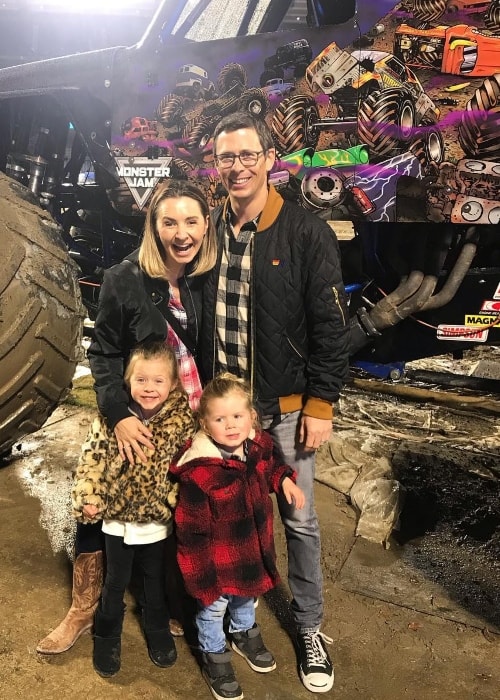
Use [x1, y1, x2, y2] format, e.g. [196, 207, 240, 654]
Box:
[114, 416, 154, 464]
[299, 415, 332, 452]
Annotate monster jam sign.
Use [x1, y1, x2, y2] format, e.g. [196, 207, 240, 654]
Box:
[115, 157, 172, 209]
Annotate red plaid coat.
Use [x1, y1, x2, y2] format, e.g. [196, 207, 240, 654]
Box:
[169, 430, 295, 607]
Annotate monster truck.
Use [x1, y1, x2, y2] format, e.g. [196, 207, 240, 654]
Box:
[394, 22, 500, 77]
[121, 116, 159, 141]
[401, 0, 490, 17]
[271, 43, 444, 168]
[0, 0, 498, 457]
[179, 63, 270, 151]
[261, 77, 296, 100]
[154, 64, 216, 132]
[260, 39, 313, 85]
[175, 64, 216, 99]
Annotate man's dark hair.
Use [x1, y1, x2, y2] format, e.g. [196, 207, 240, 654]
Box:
[213, 112, 275, 153]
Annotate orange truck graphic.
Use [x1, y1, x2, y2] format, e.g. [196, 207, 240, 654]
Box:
[394, 23, 500, 77]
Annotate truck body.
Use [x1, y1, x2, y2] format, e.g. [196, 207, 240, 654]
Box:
[0, 0, 498, 454]
[395, 22, 500, 77]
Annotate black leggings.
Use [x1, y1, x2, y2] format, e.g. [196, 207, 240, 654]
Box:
[75, 521, 104, 556]
[101, 534, 167, 618]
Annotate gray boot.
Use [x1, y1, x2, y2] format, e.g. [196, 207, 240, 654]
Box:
[201, 649, 243, 700]
[231, 623, 276, 672]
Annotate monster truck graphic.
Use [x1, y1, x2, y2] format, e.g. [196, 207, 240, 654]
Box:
[394, 22, 500, 77]
[458, 73, 500, 159]
[175, 64, 216, 99]
[261, 77, 296, 100]
[156, 62, 269, 152]
[427, 157, 500, 224]
[485, 0, 500, 31]
[401, 0, 490, 17]
[121, 116, 159, 141]
[271, 42, 444, 168]
[260, 38, 313, 85]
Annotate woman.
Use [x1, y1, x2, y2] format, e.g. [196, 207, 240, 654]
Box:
[37, 179, 217, 655]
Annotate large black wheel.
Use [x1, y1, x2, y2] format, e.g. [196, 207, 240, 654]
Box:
[171, 157, 193, 176]
[294, 63, 308, 79]
[183, 115, 214, 152]
[271, 94, 320, 153]
[358, 89, 416, 159]
[217, 63, 247, 97]
[413, 0, 446, 22]
[410, 123, 445, 172]
[485, 0, 500, 32]
[0, 173, 85, 456]
[458, 74, 500, 159]
[155, 94, 185, 128]
[238, 88, 270, 118]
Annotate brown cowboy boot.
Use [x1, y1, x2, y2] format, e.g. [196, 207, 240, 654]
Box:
[37, 550, 103, 654]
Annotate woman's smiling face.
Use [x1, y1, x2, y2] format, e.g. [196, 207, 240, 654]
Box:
[155, 195, 208, 267]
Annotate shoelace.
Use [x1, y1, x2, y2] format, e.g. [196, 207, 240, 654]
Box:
[303, 631, 333, 667]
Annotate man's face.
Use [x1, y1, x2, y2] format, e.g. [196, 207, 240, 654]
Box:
[214, 127, 275, 206]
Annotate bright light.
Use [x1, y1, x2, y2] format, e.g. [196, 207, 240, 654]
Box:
[29, 0, 152, 13]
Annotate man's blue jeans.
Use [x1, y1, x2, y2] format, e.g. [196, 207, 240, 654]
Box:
[262, 410, 323, 633]
[196, 595, 255, 653]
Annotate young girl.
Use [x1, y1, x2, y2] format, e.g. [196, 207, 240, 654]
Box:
[170, 373, 305, 700]
[72, 341, 195, 678]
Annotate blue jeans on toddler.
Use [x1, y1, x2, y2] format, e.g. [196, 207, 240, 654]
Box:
[196, 595, 255, 653]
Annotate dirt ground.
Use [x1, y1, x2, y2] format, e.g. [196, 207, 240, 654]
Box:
[0, 350, 499, 700]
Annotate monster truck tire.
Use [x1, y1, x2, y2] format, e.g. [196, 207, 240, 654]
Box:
[260, 70, 278, 86]
[294, 63, 308, 79]
[183, 115, 214, 151]
[458, 74, 500, 159]
[485, 1, 500, 32]
[217, 63, 247, 97]
[202, 103, 223, 120]
[171, 157, 193, 176]
[156, 94, 185, 127]
[271, 94, 320, 153]
[412, 0, 447, 22]
[238, 88, 270, 118]
[0, 173, 84, 457]
[410, 124, 445, 171]
[358, 89, 416, 159]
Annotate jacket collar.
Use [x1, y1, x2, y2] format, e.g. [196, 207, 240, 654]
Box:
[220, 185, 285, 234]
[176, 428, 257, 466]
[127, 389, 188, 425]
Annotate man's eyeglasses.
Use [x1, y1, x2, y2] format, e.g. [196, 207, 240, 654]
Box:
[214, 150, 265, 168]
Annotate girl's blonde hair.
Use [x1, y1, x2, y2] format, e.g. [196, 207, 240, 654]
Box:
[138, 180, 217, 279]
[124, 341, 179, 387]
[198, 372, 259, 427]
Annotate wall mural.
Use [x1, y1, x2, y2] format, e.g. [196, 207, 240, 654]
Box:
[109, 0, 500, 226]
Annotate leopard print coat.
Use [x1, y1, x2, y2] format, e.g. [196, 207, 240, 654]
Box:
[72, 389, 195, 525]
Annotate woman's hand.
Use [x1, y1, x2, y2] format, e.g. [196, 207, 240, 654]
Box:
[114, 416, 154, 464]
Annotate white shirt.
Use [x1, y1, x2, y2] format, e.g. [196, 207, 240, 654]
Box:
[102, 519, 170, 545]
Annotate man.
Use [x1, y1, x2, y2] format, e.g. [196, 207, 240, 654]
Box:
[200, 112, 349, 695]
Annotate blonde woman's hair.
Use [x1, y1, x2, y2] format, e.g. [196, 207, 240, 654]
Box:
[138, 180, 217, 279]
[198, 372, 259, 427]
[124, 340, 179, 387]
